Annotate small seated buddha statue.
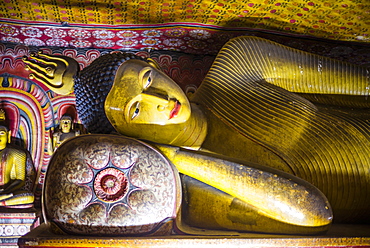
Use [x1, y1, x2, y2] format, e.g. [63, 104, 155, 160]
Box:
[23, 35, 369, 234]
[0, 109, 34, 208]
[51, 114, 80, 152]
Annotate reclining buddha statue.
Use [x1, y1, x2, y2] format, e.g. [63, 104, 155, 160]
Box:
[23, 36, 370, 234]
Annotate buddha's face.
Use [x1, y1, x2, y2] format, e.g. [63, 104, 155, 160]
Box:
[105, 59, 191, 130]
[0, 127, 9, 150]
[60, 117, 72, 133]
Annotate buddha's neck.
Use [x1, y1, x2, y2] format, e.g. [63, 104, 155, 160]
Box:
[169, 103, 207, 149]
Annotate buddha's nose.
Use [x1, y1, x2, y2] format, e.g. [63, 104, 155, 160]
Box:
[157, 105, 166, 112]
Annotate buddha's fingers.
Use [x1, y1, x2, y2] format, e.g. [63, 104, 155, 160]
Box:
[29, 52, 59, 68]
[23, 56, 55, 77]
[23, 53, 78, 95]
[28, 72, 56, 88]
[25, 53, 70, 77]
[35, 52, 78, 70]
[23, 58, 59, 87]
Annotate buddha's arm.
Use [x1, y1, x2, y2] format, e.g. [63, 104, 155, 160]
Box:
[52, 133, 59, 151]
[154, 144, 332, 229]
[212, 36, 370, 107]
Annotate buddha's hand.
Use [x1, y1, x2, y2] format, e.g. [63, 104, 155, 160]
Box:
[23, 52, 79, 95]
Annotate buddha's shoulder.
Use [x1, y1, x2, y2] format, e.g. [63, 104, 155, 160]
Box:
[1, 146, 26, 158]
[224, 35, 273, 46]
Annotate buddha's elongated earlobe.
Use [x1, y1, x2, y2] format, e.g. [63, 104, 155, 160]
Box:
[7, 130, 11, 144]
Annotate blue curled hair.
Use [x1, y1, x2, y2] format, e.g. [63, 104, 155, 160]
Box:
[74, 52, 145, 134]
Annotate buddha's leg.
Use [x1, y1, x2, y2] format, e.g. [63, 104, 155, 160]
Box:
[0, 192, 34, 207]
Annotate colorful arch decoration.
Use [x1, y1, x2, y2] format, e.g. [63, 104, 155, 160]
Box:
[0, 74, 54, 199]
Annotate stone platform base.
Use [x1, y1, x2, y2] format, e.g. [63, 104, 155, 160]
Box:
[18, 223, 370, 248]
[0, 208, 40, 247]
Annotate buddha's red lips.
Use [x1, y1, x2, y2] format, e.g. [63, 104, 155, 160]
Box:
[169, 101, 181, 119]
